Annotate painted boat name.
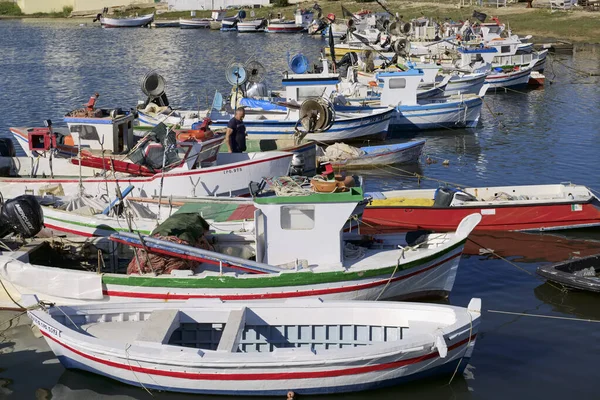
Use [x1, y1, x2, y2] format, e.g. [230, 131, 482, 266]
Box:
[31, 314, 61, 337]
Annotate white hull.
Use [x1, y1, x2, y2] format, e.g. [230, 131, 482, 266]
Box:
[445, 73, 487, 95]
[0, 238, 468, 307]
[237, 20, 266, 32]
[100, 14, 154, 28]
[179, 18, 211, 29]
[138, 108, 395, 142]
[30, 299, 481, 395]
[391, 97, 484, 130]
[0, 152, 293, 199]
[485, 68, 532, 89]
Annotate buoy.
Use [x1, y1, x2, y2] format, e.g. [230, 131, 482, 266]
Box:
[442, 159, 450, 166]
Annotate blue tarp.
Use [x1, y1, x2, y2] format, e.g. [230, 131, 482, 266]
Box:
[239, 98, 287, 112]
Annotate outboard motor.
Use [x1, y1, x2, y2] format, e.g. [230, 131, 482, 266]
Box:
[245, 82, 268, 98]
[289, 153, 305, 176]
[433, 187, 478, 208]
[0, 138, 16, 157]
[0, 195, 44, 238]
[335, 51, 359, 77]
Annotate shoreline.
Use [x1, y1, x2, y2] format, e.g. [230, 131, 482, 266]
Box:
[1, 1, 599, 44]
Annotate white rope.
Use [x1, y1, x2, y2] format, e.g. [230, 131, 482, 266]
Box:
[448, 312, 473, 385]
[125, 344, 154, 396]
[488, 309, 600, 323]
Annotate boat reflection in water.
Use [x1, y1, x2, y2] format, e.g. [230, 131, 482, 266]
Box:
[464, 230, 600, 264]
[534, 283, 600, 321]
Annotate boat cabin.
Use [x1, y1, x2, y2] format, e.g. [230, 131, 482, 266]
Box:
[281, 59, 340, 103]
[64, 108, 135, 154]
[456, 46, 497, 71]
[211, 10, 227, 21]
[376, 69, 424, 106]
[253, 188, 364, 268]
[294, 9, 314, 27]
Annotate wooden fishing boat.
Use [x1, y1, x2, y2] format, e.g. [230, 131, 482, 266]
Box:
[346, 69, 488, 131]
[138, 67, 394, 143]
[485, 62, 535, 89]
[2, 106, 293, 199]
[237, 19, 267, 32]
[29, 297, 481, 395]
[266, 20, 304, 33]
[322, 140, 425, 169]
[0, 185, 482, 307]
[363, 184, 600, 232]
[152, 20, 180, 28]
[179, 18, 211, 29]
[40, 195, 256, 238]
[537, 254, 600, 292]
[100, 14, 154, 28]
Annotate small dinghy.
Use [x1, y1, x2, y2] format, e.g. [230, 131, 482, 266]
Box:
[29, 297, 482, 395]
[99, 13, 154, 28]
[320, 140, 425, 169]
[537, 254, 600, 292]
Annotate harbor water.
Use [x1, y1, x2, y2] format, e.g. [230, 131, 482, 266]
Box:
[1, 19, 600, 400]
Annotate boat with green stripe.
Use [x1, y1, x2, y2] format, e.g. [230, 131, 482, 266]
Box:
[0, 185, 481, 307]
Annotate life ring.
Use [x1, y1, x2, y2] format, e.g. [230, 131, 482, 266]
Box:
[175, 129, 215, 142]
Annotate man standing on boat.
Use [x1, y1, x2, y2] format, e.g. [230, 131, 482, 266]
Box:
[225, 107, 247, 153]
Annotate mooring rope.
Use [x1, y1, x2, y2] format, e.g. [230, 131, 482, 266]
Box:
[448, 311, 473, 385]
[466, 237, 568, 293]
[488, 309, 600, 323]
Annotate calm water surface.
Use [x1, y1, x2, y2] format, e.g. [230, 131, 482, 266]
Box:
[1, 19, 600, 400]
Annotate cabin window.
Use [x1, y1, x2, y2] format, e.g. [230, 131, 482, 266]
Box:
[280, 205, 315, 230]
[501, 46, 511, 54]
[297, 87, 326, 101]
[69, 125, 100, 141]
[388, 78, 406, 89]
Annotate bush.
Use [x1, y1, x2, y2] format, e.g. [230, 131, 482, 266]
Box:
[62, 5, 73, 16]
[0, 2, 23, 16]
[272, 0, 289, 7]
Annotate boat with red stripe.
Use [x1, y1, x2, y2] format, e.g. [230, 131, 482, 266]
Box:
[28, 297, 481, 395]
[363, 183, 600, 232]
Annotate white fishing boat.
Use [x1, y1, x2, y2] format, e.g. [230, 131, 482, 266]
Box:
[346, 68, 488, 131]
[266, 9, 313, 33]
[29, 297, 481, 395]
[40, 195, 256, 238]
[485, 62, 536, 89]
[237, 19, 267, 32]
[0, 183, 482, 307]
[320, 140, 425, 169]
[100, 13, 154, 28]
[152, 20, 180, 28]
[1, 105, 293, 199]
[138, 59, 395, 143]
[179, 18, 211, 29]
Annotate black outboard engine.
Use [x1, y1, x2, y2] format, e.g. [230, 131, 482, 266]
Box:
[335, 52, 359, 78]
[0, 195, 44, 238]
[289, 153, 305, 176]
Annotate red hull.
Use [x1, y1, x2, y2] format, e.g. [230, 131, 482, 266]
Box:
[362, 201, 600, 232]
